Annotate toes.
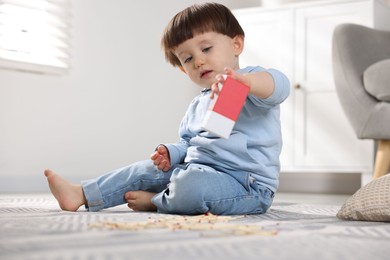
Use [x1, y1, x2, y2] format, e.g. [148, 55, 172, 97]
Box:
[124, 191, 136, 200]
[127, 201, 137, 211]
[44, 169, 53, 177]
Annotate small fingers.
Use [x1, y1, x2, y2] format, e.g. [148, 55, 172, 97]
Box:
[150, 145, 171, 171]
[216, 74, 225, 83]
[153, 157, 169, 171]
[158, 160, 167, 170]
[161, 160, 172, 171]
[150, 151, 158, 160]
[210, 82, 220, 99]
[156, 145, 164, 154]
[151, 145, 166, 159]
[151, 153, 161, 166]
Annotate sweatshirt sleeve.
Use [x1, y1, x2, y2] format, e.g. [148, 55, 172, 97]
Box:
[263, 68, 290, 105]
[243, 66, 290, 108]
[164, 139, 190, 166]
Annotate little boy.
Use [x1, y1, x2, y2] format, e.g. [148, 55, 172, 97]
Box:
[45, 3, 290, 215]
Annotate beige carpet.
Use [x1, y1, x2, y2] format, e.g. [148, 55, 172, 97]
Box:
[1, 193, 389, 259]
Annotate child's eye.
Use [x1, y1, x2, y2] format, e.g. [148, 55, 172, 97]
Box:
[184, 56, 192, 63]
[203, 46, 212, 53]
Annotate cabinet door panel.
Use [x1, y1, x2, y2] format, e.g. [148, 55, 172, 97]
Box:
[294, 2, 373, 169]
[299, 91, 372, 167]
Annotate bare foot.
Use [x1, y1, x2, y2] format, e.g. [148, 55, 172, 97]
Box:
[125, 191, 157, 212]
[44, 169, 86, 211]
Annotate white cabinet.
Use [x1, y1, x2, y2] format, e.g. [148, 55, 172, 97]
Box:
[234, 0, 390, 182]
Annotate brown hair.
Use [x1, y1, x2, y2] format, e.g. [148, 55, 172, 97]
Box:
[161, 2, 245, 67]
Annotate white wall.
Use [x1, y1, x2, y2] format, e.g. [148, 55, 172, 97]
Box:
[0, 0, 260, 192]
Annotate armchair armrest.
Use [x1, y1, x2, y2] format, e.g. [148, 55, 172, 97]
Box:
[364, 59, 390, 102]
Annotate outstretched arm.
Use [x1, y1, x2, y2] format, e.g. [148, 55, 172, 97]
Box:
[211, 67, 275, 100]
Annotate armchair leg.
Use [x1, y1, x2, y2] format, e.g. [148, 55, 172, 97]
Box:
[373, 140, 390, 179]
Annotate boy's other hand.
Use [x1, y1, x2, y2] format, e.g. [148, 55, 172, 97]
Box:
[150, 145, 171, 172]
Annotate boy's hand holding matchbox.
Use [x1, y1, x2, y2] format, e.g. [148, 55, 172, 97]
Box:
[201, 76, 250, 139]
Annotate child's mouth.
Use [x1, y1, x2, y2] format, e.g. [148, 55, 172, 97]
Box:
[201, 70, 212, 78]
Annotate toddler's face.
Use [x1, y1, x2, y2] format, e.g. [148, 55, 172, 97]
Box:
[173, 32, 243, 88]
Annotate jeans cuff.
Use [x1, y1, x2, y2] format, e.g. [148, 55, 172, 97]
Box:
[81, 179, 105, 212]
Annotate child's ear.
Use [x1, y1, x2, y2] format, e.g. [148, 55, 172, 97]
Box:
[233, 35, 244, 56]
[179, 66, 187, 74]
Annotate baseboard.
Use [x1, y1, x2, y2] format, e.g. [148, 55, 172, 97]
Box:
[278, 172, 361, 195]
[1, 174, 50, 193]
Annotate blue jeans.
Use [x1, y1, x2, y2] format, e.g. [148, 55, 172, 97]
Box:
[81, 160, 274, 215]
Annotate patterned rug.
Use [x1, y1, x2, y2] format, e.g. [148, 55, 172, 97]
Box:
[1, 194, 389, 259]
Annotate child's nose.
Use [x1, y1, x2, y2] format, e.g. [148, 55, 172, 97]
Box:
[194, 56, 205, 68]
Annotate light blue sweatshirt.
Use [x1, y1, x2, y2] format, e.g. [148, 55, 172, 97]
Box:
[165, 66, 290, 192]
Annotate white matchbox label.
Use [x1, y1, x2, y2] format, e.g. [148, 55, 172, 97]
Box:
[202, 110, 236, 139]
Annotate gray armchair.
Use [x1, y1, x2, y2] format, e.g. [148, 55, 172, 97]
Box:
[332, 23, 390, 180]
